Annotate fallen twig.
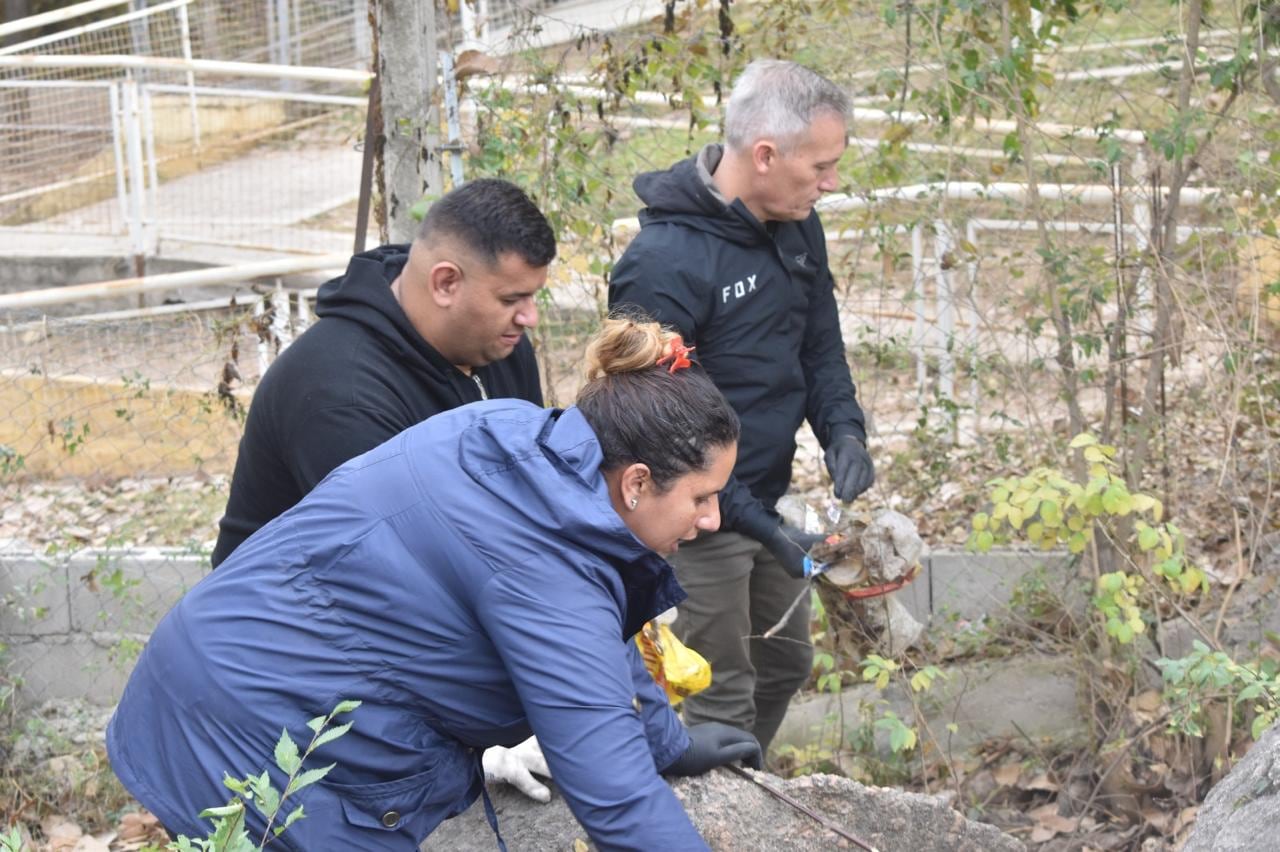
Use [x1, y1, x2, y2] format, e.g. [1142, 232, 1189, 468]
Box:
[722, 764, 881, 852]
[762, 582, 813, 639]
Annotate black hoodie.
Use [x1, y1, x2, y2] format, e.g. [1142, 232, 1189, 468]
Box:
[609, 145, 866, 543]
[212, 245, 543, 566]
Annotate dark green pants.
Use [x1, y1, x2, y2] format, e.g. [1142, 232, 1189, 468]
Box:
[669, 530, 813, 754]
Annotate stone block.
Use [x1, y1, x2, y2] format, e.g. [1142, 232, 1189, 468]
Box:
[775, 652, 1083, 758]
[65, 549, 207, 634]
[0, 554, 71, 635]
[5, 634, 135, 707]
[926, 548, 1079, 627]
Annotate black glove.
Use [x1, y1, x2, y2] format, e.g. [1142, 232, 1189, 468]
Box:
[663, 722, 763, 776]
[762, 522, 825, 580]
[824, 427, 874, 502]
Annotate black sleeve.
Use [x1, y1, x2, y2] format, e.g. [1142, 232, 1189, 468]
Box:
[801, 224, 867, 447]
[718, 477, 782, 543]
[284, 404, 410, 496]
[514, 336, 544, 407]
[611, 234, 778, 544]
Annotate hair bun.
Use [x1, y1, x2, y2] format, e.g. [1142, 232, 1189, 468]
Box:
[582, 312, 683, 381]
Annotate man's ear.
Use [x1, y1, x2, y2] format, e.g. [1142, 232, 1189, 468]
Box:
[427, 261, 464, 307]
[751, 139, 778, 175]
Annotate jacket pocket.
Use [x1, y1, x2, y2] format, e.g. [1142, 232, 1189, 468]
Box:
[328, 767, 448, 838]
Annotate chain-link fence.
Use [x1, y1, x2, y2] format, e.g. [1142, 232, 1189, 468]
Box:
[2, 0, 1278, 711]
[0, 0, 370, 257]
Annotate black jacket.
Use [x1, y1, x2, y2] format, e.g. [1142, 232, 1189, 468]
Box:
[608, 145, 866, 543]
[211, 244, 543, 566]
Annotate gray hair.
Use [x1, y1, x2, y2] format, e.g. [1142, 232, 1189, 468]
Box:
[724, 60, 850, 154]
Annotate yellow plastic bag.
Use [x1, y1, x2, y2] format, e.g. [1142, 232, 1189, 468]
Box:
[635, 621, 711, 705]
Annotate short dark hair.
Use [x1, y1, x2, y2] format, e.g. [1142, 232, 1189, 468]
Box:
[418, 179, 557, 268]
[577, 313, 740, 490]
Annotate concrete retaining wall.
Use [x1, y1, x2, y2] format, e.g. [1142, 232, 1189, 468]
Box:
[0, 546, 207, 707]
[0, 546, 1080, 710]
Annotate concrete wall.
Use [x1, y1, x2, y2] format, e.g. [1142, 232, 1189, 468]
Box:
[894, 547, 1080, 627]
[0, 546, 207, 707]
[0, 547, 1080, 710]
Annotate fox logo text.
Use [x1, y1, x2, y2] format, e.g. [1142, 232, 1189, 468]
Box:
[721, 274, 758, 303]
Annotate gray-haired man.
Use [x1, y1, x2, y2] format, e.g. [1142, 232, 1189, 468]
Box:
[608, 60, 874, 754]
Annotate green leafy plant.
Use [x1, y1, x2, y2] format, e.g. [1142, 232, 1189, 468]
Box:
[968, 433, 1205, 643]
[0, 445, 23, 477]
[168, 700, 361, 852]
[0, 824, 24, 851]
[874, 709, 917, 754]
[1159, 641, 1280, 741]
[53, 417, 90, 456]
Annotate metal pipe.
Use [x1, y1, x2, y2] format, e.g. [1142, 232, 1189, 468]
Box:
[851, 107, 1147, 145]
[0, 0, 129, 40]
[818, 180, 1232, 212]
[0, 0, 191, 56]
[848, 136, 1089, 166]
[0, 80, 115, 88]
[0, 168, 117, 206]
[1055, 27, 1240, 54]
[0, 254, 348, 311]
[2, 293, 266, 330]
[143, 82, 365, 107]
[0, 54, 373, 84]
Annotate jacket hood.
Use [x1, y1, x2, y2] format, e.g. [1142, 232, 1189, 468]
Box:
[314, 244, 457, 380]
[442, 402, 684, 637]
[633, 144, 767, 247]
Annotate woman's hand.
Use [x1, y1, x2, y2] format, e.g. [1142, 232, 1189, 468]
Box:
[662, 722, 762, 776]
[483, 737, 552, 802]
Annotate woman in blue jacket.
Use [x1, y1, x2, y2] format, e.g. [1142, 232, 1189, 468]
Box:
[107, 315, 761, 850]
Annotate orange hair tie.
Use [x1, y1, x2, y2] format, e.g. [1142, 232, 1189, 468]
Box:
[656, 335, 695, 373]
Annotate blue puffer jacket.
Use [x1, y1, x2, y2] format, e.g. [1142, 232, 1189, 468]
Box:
[107, 401, 705, 850]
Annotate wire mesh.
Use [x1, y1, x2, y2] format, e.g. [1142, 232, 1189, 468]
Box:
[0, 0, 369, 249]
[1, 0, 1278, 715]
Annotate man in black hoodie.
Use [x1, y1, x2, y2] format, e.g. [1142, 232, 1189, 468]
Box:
[609, 60, 874, 754]
[212, 178, 554, 568]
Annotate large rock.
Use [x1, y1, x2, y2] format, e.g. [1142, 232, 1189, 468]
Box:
[1183, 722, 1280, 851]
[422, 769, 1024, 851]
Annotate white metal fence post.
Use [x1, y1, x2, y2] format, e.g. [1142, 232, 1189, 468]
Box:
[109, 81, 129, 232]
[964, 219, 981, 414]
[934, 221, 956, 405]
[176, 2, 200, 149]
[140, 83, 158, 255]
[353, 0, 370, 64]
[910, 223, 928, 404]
[121, 77, 148, 267]
[273, 0, 292, 68]
[440, 52, 466, 187]
[271, 280, 292, 351]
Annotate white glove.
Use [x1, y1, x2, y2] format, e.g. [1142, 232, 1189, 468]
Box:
[482, 736, 551, 803]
